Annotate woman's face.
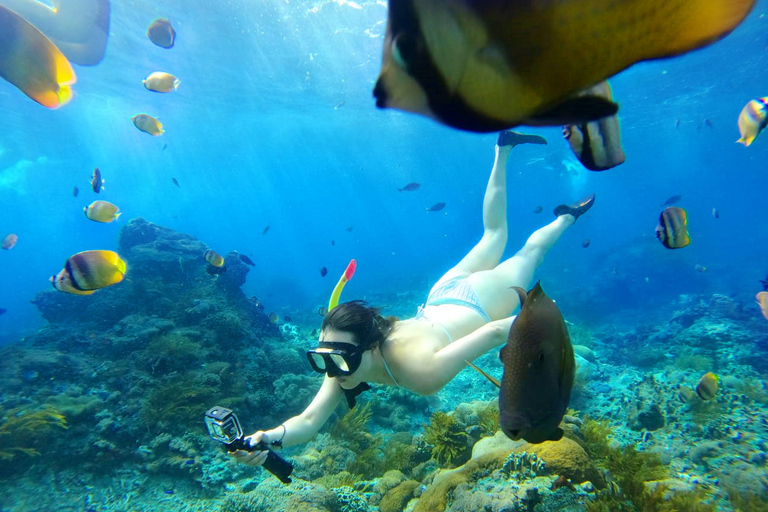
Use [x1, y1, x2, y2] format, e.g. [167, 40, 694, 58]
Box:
[319, 328, 373, 389]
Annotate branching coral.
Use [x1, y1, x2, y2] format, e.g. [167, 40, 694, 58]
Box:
[313, 470, 363, 490]
[476, 402, 499, 437]
[142, 373, 218, 432]
[729, 488, 768, 512]
[330, 401, 373, 452]
[586, 444, 669, 511]
[423, 411, 469, 467]
[144, 332, 206, 373]
[0, 406, 67, 460]
[581, 416, 613, 461]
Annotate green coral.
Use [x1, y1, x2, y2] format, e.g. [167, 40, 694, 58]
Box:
[0, 406, 67, 460]
[142, 372, 219, 432]
[729, 488, 768, 511]
[423, 411, 469, 467]
[674, 353, 713, 372]
[581, 416, 613, 461]
[144, 332, 206, 372]
[313, 470, 363, 490]
[586, 445, 669, 511]
[347, 435, 385, 478]
[328, 401, 386, 478]
[330, 401, 373, 452]
[476, 402, 499, 437]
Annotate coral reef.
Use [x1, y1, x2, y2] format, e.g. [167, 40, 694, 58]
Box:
[423, 411, 471, 468]
[0, 406, 67, 461]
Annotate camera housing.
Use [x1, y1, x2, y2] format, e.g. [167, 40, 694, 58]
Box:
[204, 406, 293, 483]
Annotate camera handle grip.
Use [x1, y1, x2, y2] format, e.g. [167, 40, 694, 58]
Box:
[228, 439, 293, 484]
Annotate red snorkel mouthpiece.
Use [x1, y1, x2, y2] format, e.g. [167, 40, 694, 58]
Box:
[344, 259, 357, 282]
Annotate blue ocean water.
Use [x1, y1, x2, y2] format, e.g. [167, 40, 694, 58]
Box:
[1, 1, 768, 510]
[1, 0, 765, 344]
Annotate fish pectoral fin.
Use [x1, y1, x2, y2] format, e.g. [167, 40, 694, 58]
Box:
[525, 95, 619, 127]
[465, 360, 501, 388]
[549, 428, 564, 442]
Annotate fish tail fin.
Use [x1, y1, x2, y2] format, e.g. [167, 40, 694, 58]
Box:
[736, 136, 753, 146]
[465, 360, 501, 388]
[114, 212, 122, 221]
[173, 79, 181, 90]
[114, 255, 127, 276]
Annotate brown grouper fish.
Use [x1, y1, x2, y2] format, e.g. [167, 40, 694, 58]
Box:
[469, 281, 575, 444]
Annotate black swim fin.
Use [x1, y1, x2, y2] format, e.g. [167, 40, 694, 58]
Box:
[553, 194, 596, 221]
[497, 130, 547, 148]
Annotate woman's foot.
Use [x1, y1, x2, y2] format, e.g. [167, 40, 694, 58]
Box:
[553, 193, 595, 221]
[497, 130, 548, 148]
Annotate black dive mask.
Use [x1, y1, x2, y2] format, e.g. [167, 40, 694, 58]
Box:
[307, 341, 364, 377]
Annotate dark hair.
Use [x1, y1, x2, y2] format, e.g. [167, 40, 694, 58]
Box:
[321, 300, 397, 351]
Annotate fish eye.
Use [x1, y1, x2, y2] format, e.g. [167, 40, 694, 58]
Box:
[391, 33, 418, 71]
[391, 34, 408, 68]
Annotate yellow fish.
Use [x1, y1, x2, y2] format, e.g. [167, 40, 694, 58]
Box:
[562, 82, 626, 171]
[143, 71, 180, 93]
[696, 372, 719, 401]
[756, 291, 768, 321]
[147, 18, 176, 49]
[204, 250, 224, 267]
[0, 0, 111, 66]
[736, 97, 768, 146]
[50, 250, 126, 294]
[655, 207, 690, 250]
[132, 114, 164, 136]
[0, 4, 76, 108]
[374, 0, 755, 132]
[50, 268, 95, 295]
[84, 200, 121, 223]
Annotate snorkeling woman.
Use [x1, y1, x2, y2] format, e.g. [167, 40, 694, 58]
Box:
[232, 130, 595, 466]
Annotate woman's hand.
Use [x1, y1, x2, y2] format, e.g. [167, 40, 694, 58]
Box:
[229, 431, 270, 467]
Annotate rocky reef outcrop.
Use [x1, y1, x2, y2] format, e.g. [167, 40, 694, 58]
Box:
[2, 218, 298, 484]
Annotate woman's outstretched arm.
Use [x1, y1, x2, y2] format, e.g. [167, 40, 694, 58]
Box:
[232, 375, 343, 466]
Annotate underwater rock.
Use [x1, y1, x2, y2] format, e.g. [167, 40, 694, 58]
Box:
[119, 217, 208, 280]
[373, 469, 409, 497]
[573, 344, 596, 363]
[215, 252, 249, 294]
[471, 430, 525, 460]
[219, 478, 337, 512]
[629, 402, 665, 431]
[379, 479, 420, 512]
[708, 294, 740, 318]
[514, 437, 603, 487]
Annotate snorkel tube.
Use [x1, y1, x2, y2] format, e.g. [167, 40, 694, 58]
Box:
[328, 259, 357, 310]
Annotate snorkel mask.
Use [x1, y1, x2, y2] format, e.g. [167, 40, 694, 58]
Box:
[307, 341, 364, 377]
[307, 260, 361, 377]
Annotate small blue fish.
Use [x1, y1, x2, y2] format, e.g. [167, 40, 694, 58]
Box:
[164, 489, 174, 495]
[185, 459, 195, 465]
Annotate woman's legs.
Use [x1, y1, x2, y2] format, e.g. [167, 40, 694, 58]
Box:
[445, 143, 510, 278]
[436, 131, 547, 284]
[469, 195, 594, 320]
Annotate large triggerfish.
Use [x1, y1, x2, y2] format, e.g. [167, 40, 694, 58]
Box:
[499, 282, 574, 444]
[467, 282, 575, 444]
